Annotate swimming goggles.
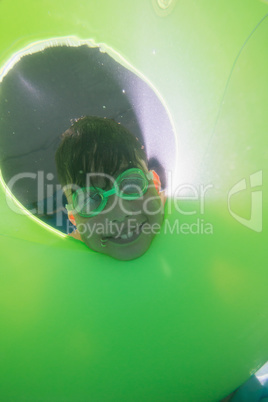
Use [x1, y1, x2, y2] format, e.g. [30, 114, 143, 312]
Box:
[65, 168, 154, 218]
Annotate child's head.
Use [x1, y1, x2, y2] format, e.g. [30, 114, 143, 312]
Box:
[55, 116, 165, 260]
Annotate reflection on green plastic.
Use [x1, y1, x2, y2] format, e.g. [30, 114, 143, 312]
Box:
[0, 0, 268, 401]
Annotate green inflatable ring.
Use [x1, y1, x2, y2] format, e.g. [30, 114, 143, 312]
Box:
[0, 1, 267, 400]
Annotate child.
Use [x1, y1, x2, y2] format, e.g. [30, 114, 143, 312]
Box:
[55, 116, 166, 260]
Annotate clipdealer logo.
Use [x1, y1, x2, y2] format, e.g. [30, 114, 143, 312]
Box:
[227, 170, 263, 232]
[4, 169, 263, 234]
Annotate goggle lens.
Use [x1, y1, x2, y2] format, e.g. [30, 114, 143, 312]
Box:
[118, 174, 147, 198]
[74, 190, 103, 215]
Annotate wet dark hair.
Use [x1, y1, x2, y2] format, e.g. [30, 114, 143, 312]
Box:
[55, 116, 147, 193]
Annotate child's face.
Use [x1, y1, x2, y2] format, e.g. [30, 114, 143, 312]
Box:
[66, 164, 165, 260]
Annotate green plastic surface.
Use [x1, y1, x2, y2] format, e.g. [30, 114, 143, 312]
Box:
[0, 0, 267, 400]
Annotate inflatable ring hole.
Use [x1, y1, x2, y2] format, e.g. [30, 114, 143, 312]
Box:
[0, 39, 177, 234]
